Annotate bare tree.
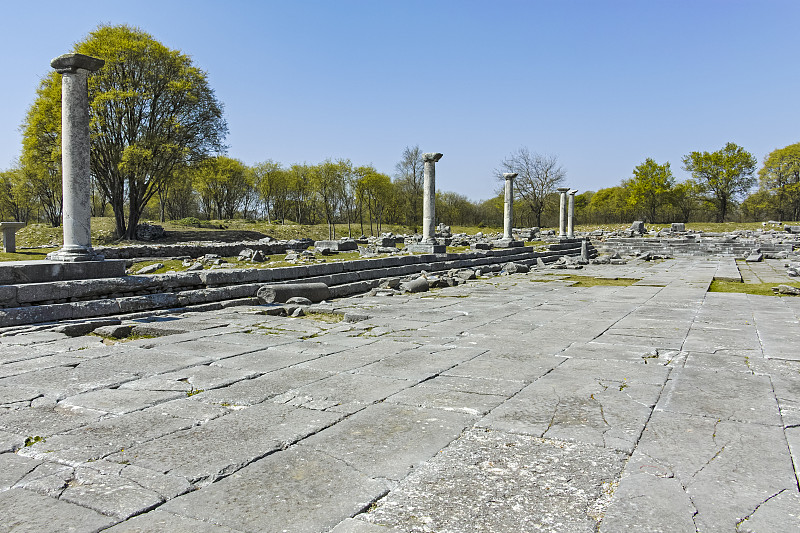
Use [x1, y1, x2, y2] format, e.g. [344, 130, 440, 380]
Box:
[394, 145, 424, 228]
[498, 148, 565, 227]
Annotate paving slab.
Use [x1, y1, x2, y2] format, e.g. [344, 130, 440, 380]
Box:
[656, 366, 782, 425]
[274, 372, 411, 414]
[160, 446, 391, 533]
[610, 409, 797, 533]
[479, 358, 670, 453]
[0, 488, 115, 532]
[108, 402, 342, 483]
[302, 402, 476, 481]
[197, 366, 332, 406]
[105, 510, 248, 532]
[363, 429, 627, 533]
[18, 400, 226, 464]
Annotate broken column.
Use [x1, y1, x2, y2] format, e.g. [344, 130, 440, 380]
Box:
[567, 189, 578, 238]
[494, 173, 523, 248]
[557, 187, 570, 238]
[0, 222, 26, 253]
[46, 53, 105, 262]
[407, 152, 446, 253]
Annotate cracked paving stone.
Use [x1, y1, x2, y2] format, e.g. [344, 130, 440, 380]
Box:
[159, 446, 391, 533]
[386, 381, 508, 416]
[362, 428, 627, 533]
[107, 402, 342, 483]
[17, 400, 227, 464]
[0, 452, 41, 490]
[479, 358, 668, 453]
[56, 388, 184, 415]
[735, 488, 800, 533]
[656, 366, 782, 425]
[104, 510, 248, 532]
[301, 402, 476, 481]
[0, 488, 115, 532]
[443, 352, 566, 383]
[615, 410, 797, 532]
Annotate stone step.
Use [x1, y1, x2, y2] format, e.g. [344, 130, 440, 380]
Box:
[0, 242, 588, 328]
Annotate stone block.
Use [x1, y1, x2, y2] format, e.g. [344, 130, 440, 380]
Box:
[0, 259, 127, 285]
[0, 285, 16, 307]
[671, 222, 686, 232]
[631, 221, 646, 233]
[328, 272, 360, 285]
[407, 243, 446, 253]
[257, 282, 330, 304]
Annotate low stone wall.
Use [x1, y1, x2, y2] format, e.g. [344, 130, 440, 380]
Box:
[94, 239, 312, 260]
[0, 241, 590, 328]
[593, 237, 795, 257]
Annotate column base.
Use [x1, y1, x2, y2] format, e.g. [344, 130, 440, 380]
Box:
[46, 247, 105, 262]
[492, 239, 524, 248]
[407, 243, 446, 253]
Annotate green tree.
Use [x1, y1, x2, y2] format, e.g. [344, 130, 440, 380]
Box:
[21, 24, 227, 239]
[587, 186, 631, 223]
[356, 166, 393, 235]
[668, 180, 701, 223]
[0, 167, 34, 222]
[497, 148, 565, 227]
[682, 143, 756, 222]
[193, 156, 251, 219]
[758, 143, 800, 221]
[253, 160, 286, 223]
[288, 164, 313, 224]
[394, 145, 424, 229]
[162, 166, 197, 220]
[624, 158, 674, 223]
[20, 74, 63, 227]
[311, 159, 344, 239]
[740, 189, 775, 221]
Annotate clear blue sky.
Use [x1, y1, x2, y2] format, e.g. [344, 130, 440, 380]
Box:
[1, 0, 797, 201]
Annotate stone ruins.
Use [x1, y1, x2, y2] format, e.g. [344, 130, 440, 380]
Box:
[0, 50, 799, 533]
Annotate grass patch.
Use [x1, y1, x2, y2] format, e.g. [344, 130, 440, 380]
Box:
[298, 311, 344, 323]
[709, 279, 800, 296]
[533, 275, 640, 287]
[0, 248, 57, 261]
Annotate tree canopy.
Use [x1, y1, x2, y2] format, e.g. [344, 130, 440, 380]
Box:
[498, 148, 565, 227]
[21, 24, 227, 239]
[758, 143, 800, 221]
[624, 158, 674, 223]
[682, 142, 756, 222]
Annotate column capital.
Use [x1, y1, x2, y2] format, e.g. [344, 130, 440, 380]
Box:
[556, 187, 570, 193]
[568, 189, 578, 195]
[503, 173, 518, 180]
[51, 53, 104, 74]
[422, 152, 443, 163]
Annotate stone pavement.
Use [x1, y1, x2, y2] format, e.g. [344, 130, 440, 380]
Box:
[1, 257, 799, 532]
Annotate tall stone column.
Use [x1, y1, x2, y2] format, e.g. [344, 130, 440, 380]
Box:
[421, 152, 443, 244]
[47, 53, 105, 262]
[503, 173, 517, 240]
[567, 189, 578, 238]
[557, 187, 570, 238]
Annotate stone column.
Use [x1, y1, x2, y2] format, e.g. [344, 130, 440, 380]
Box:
[557, 187, 570, 238]
[567, 189, 578, 238]
[503, 173, 517, 240]
[421, 152, 443, 244]
[47, 53, 105, 262]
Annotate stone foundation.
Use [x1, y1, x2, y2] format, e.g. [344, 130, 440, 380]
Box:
[0, 241, 593, 328]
